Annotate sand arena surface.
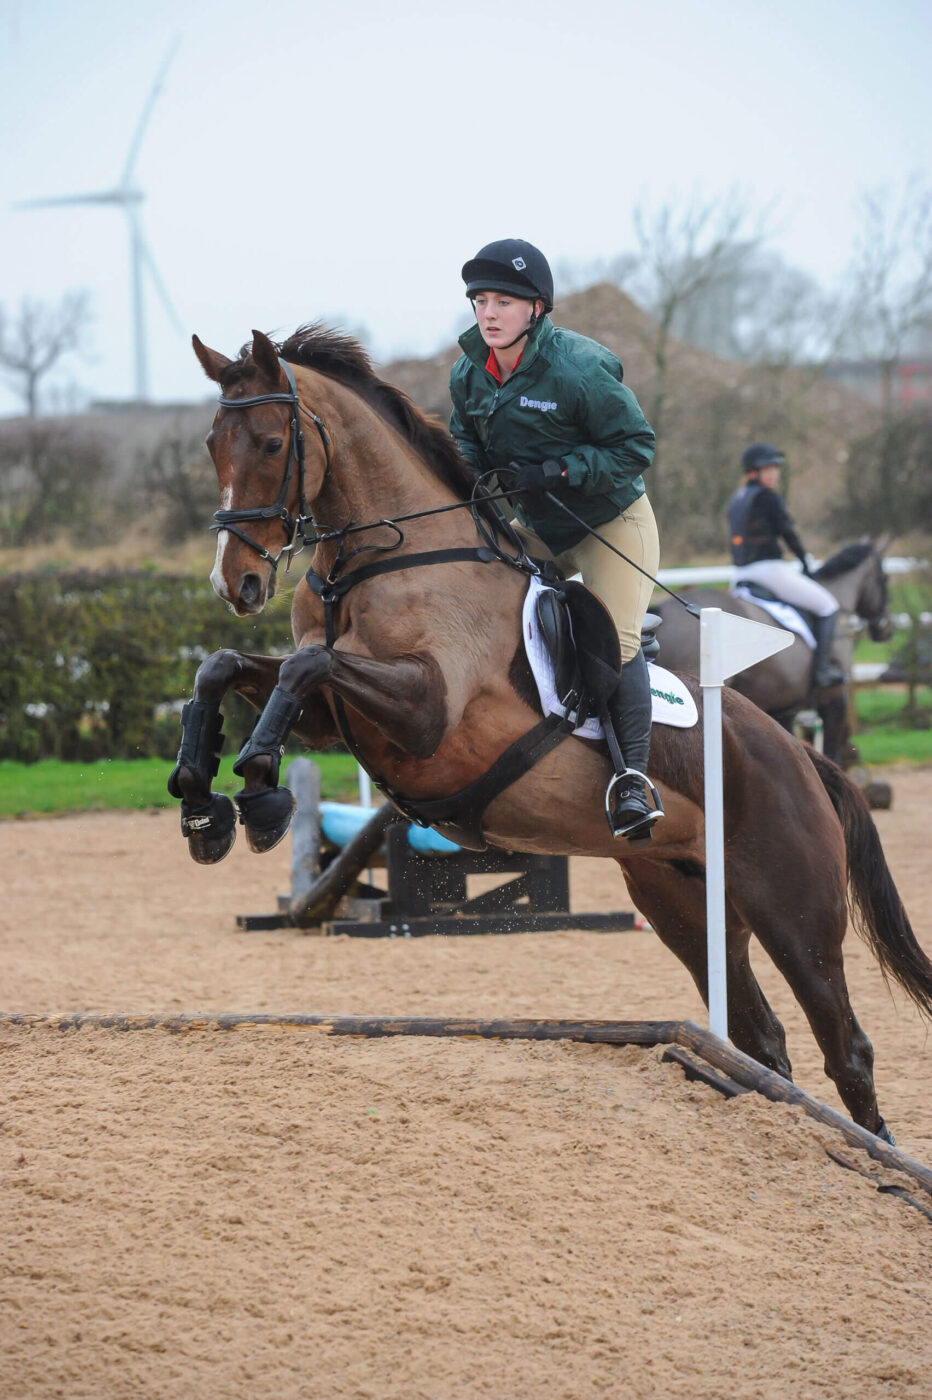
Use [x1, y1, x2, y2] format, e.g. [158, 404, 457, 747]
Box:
[2, 768, 931, 1399]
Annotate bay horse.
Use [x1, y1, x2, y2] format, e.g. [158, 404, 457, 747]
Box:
[653, 541, 894, 765]
[170, 324, 932, 1143]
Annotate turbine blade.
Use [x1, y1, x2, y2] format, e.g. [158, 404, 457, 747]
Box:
[138, 228, 184, 334]
[120, 36, 181, 187]
[14, 189, 141, 209]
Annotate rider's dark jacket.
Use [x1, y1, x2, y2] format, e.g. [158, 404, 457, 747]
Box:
[449, 317, 655, 554]
[727, 481, 808, 568]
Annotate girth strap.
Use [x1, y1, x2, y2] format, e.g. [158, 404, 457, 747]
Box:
[392, 712, 577, 850]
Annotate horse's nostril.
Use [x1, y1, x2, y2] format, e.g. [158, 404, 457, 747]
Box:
[240, 574, 262, 607]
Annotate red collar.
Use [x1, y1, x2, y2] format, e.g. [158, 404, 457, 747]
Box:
[485, 345, 523, 384]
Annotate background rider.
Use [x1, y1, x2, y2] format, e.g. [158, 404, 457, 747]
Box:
[727, 442, 844, 688]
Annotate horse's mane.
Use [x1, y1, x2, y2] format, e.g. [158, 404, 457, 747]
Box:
[814, 540, 874, 582]
[249, 322, 481, 505]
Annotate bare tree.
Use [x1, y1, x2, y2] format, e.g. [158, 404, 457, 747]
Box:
[841, 178, 932, 415]
[138, 428, 218, 542]
[0, 419, 113, 545]
[672, 247, 838, 367]
[0, 292, 92, 417]
[625, 188, 771, 504]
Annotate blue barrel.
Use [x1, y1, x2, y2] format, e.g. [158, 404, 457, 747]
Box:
[318, 802, 460, 855]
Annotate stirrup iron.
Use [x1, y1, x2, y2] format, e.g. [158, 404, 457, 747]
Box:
[605, 768, 664, 841]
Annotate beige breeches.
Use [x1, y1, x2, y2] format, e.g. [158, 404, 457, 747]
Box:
[513, 492, 660, 663]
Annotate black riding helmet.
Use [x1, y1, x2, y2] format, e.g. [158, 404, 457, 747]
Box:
[461, 238, 555, 312]
[742, 442, 785, 472]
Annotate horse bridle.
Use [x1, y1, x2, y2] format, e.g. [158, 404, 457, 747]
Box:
[211, 358, 331, 571]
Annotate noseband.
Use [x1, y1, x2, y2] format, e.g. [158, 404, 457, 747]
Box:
[211, 358, 331, 571]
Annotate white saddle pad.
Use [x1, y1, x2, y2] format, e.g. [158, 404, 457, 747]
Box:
[731, 584, 816, 649]
[522, 576, 698, 737]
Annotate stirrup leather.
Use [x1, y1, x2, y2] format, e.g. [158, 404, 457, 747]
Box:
[605, 768, 665, 839]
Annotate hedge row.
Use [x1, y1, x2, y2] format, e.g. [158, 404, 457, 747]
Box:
[0, 570, 297, 762]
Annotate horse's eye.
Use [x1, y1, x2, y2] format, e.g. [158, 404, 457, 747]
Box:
[263, 437, 284, 457]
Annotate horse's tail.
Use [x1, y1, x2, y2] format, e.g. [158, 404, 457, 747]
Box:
[808, 748, 932, 1020]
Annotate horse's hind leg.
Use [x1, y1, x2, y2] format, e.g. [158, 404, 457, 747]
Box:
[728, 850, 889, 1139]
[620, 858, 792, 1079]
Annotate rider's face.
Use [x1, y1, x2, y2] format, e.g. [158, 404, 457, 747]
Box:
[473, 291, 541, 349]
[759, 464, 781, 489]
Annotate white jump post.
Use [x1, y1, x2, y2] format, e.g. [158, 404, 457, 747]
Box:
[699, 608, 794, 1041]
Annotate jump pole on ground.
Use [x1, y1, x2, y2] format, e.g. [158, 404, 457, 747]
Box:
[699, 608, 794, 1041]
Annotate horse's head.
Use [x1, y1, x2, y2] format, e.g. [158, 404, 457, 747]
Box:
[193, 329, 330, 615]
[817, 537, 896, 644]
[857, 538, 896, 643]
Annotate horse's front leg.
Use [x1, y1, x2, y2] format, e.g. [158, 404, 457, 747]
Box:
[231, 644, 447, 849]
[168, 648, 335, 864]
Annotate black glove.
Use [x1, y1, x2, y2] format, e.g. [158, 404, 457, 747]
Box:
[510, 459, 567, 495]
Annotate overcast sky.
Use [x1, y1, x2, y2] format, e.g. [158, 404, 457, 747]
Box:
[1, 0, 929, 413]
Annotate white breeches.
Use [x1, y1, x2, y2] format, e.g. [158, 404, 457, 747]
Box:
[735, 560, 838, 618]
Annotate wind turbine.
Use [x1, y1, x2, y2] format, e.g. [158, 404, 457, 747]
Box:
[15, 40, 183, 402]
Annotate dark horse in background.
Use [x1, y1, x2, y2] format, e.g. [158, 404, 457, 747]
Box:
[653, 541, 894, 768]
[168, 324, 932, 1142]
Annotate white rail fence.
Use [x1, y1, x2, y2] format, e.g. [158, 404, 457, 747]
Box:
[654, 557, 929, 684]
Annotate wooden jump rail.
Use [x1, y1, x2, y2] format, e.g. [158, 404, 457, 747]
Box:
[3, 1012, 930, 1198]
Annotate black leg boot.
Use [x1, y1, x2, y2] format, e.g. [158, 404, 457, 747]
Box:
[603, 649, 664, 841]
[811, 612, 845, 688]
[168, 700, 238, 864]
[232, 686, 302, 854]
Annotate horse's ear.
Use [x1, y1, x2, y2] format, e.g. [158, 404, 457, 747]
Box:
[192, 334, 233, 383]
[875, 532, 896, 556]
[250, 329, 285, 386]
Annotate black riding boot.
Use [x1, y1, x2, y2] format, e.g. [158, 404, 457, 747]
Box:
[811, 612, 845, 689]
[603, 649, 664, 841]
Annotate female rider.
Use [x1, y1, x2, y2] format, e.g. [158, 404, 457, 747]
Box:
[728, 442, 844, 689]
[449, 238, 661, 840]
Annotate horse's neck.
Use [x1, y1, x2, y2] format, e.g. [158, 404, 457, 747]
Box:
[327, 436, 453, 531]
[823, 555, 871, 615]
[306, 377, 465, 545]
[295, 369, 445, 523]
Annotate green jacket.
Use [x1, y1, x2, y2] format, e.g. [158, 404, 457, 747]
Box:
[449, 317, 655, 553]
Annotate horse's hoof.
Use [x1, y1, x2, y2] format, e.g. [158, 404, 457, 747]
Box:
[180, 794, 237, 864]
[875, 1116, 896, 1146]
[236, 785, 296, 854]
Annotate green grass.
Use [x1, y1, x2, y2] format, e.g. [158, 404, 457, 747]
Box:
[3, 686, 930, 818]
[0, 751, 361, 818]
[852, 727, 932, 765]
[852, 685, 932, 765]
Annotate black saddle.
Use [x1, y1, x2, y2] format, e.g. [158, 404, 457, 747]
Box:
[535, 579, 661, 721]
